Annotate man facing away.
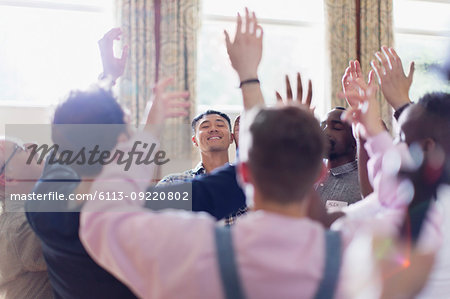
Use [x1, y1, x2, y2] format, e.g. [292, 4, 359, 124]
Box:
[156, 110, 234, 186]
[80, 100, 435, 298]
[79, 9, 440, 297]
[80, 105, 342, 299]
[317, 107, 361, 210]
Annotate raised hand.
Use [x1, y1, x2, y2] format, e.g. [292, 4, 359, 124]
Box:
[339, 70, 384, 139]
[371, 46, 414, 110]
[144, 77, 190, 134]
[342, 60, 363, 105]
[224, 8, 263, 82]
[98, 28, 129, 85]
[275, 72, 313, 112]
[341, 60, 364, 140]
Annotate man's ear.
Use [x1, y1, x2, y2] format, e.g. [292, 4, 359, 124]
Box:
[230, 133, 235, 144]
[191, 135, 198, 147]
[237, 161, 251, 185]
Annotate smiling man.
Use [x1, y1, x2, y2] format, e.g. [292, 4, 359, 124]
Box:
[317, 107, 361, 209]
[157, 110, 234, 186]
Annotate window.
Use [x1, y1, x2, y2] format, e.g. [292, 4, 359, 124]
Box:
[0, 0, 114, 105]
[394, 0, 450, 102]
[197, 0, 326, 117]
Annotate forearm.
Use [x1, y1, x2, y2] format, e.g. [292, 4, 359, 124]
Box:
[79, 131, 159, 296]
[241, 82, 265, 111]
[365, 131, 417, 209]
[357, 138, 373, 197]
[393, 102, 412, 121]
[365, 131, 396, 190]
[384, 94, 411, 111]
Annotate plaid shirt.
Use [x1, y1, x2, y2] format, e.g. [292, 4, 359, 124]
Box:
[223, 205, 249, 226]
[156, 162, 248, 225]
[156, 162, 206, 187]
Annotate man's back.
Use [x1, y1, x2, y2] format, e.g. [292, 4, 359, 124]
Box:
[223, 212, 332, 299]
[81, 204, 345, 299]
[26, 163, 137, 299]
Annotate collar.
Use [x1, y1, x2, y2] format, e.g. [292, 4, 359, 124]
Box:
[330, 160, 358, 176]
[192, 162, 206, 175]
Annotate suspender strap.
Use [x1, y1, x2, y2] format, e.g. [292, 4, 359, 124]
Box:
[214, 226, 246, 299]
[314, 230, 342, 299]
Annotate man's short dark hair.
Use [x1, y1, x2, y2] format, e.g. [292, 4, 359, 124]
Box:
[53, 87, 125, 125]
[191, 110, 231, 134]
[416, 92, 450, 153]
[247, 106, 326, 203]
[51, 85, 127, 176]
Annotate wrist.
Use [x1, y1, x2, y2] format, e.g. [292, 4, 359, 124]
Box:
[239, 78, 260, 88]
[388, 95, 411, 110]
[367, 123, 384, 138]
[238, 72, 258, 82]
[393, 102, 412, 121]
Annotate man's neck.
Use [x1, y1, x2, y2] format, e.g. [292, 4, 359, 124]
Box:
[200, 151, 229, 173]
[327, 155, 355, 169]
[251, 189, 309, 219]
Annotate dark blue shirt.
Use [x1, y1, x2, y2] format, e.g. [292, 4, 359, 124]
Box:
[147, 164, 246, 220]
[25, 163, 137, 299]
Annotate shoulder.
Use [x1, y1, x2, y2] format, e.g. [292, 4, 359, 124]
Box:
[1, 205, 28, 236]
[193, 164, 236, 184]
[33, 163, 80, 194]
[156, 169, 196, 186]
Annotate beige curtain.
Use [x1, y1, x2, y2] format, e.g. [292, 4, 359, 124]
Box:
[359, 0, 394, 128]
[118, 0, 200, 161]
[326, 0, 393, 129]
[117, 0, 156, 125]
[325, 0, 357, 109]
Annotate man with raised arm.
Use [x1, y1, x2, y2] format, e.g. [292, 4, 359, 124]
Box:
[368, 46, 449, 299]
[25, 28, 189, 299]
[338, 49, 448, 297]
[148, 9, 266, 222]
[78, 10, 441, 299]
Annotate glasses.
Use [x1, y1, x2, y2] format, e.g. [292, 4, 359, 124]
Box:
[0, 144, 24, 176]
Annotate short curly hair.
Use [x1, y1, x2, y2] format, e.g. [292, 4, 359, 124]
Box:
[51, 85, 127, 177]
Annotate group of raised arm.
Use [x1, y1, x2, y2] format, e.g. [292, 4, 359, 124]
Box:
[77, 7, 450, 299]
[337, 45, 449, 298]
[2, 5, 446, 299]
